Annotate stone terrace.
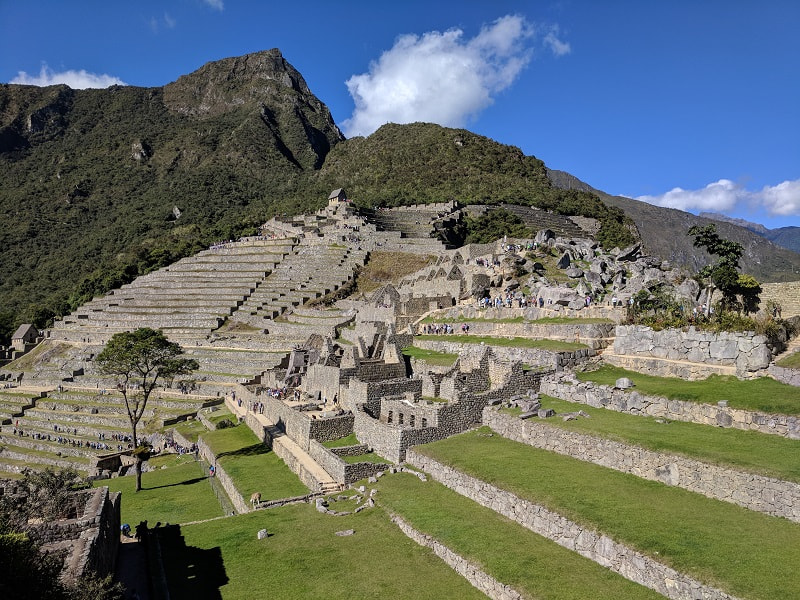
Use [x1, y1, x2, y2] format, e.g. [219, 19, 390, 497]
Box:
[232, 242, 367, 330]
[0, 386, 220, 478]
[49, 239, 296, 345]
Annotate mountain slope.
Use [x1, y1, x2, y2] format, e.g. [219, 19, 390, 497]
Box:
[547, 170, 800, 282]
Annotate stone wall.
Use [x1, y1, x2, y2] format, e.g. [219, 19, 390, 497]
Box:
[760, 281, 800, 318]
[31, 486, 120, 582]
[610, 325, 772, 378]
[197, 436, 250, 513]
[484, 408, 800, 522]
[406, 450, 736, 600]
[307, 439, 385, 485]
[768, 364, 800, 387]
[271, 437, 322, 491]
[414, 338, 594, 370]
[541, 374, 800, 439]
[390, 514, 522, 600]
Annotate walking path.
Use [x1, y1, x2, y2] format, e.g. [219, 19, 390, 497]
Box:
[115, 536, 150, 600]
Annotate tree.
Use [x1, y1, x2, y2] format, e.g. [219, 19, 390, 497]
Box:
[687, 224, 747, 314]
[96, 328, 198, 492]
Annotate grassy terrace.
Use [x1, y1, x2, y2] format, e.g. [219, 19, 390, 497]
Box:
[415, 334, 588, 351]
[504, 396, 800, 483]
[97, 454, 223, 525]
[401, 346, 458, 366]
[201, 424, 307, 501]
[158, 502, 486, 600]
[576, 364, 800, 415]
[416, 428, 800, 600]
[776, 351, 800, 368]
[322, 433, 360, 448]
[377, 472, 662, 600]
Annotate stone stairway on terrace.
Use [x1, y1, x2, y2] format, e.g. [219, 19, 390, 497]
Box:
[499, 203, 589, 239]
[231, 243, 367, 332]
[0, 386, 221, 477]
[49, 239, 296, 345]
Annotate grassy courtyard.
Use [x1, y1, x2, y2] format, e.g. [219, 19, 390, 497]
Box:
[201, 424, 308, 501]
[576, 364, 800, 415]
[156, 501, 487, 600]
[415, 428, 800, 600]
[415, 334, 588, 351]
[97, 454, 223, 525]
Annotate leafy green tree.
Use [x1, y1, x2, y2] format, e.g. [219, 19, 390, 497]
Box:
[688, 224, 747, 313]
[96, 328, 198, 491]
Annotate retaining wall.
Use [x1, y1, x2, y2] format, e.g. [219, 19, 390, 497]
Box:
[610, 325, 772, 378]
[390, 514, 522, 600]
[768, 364, 800, 387]
[406, 450, 737, 600]
[484, 408, 800, 522]
[541, 374, 800, 439]
[197, 436, 249, 514]
[413, 338, 594, 370]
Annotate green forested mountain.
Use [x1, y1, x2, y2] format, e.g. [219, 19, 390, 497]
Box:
[0, 48, 796, 343]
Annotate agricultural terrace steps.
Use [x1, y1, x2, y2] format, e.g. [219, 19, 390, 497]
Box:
[407, 450, 740, 600]
[483, 408, 800, 522]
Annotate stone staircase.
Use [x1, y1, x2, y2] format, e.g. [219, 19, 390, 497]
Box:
[49, 239, 296, 344]
[499, 203, 589, 239]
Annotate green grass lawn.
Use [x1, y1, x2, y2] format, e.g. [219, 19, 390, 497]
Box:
[171, 418, 209, 443]
[401, 345, 458, 366]
[377, 472, 662, 600]
[776, 351, 800, 368]
[416, 428, 800, 600]
[322, 433, 360, 448]
[505, 396, 800, 483]
[415, 334, 588, 351]
[202, 424, 308, 501]
[156, 501, 487, 600]
[576, 364, 800, 415]
[96, 454, 223, 525]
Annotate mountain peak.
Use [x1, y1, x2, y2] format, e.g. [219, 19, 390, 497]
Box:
[163, 48, 316, 117]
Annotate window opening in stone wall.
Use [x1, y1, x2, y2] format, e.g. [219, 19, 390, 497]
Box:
[399, 413, 404, 425]
[388, 410, 393, 424]
[410, 414, 415, 427]
[422, 417, 427, 428]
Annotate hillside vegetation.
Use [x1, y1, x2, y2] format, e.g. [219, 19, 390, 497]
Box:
[1, 48, 796, 343]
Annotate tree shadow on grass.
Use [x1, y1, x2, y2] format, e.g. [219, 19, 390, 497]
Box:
[143, 476, 207, 491]
[153, 524, 228, 600]
[217, 443, 270, 459]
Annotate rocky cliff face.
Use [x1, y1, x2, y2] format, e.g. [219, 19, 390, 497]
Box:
[163, 48, 343, 170]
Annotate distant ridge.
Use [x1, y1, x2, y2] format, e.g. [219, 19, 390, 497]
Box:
[546, 170, 800, 281]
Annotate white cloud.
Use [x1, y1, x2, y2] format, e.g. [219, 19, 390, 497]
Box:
[759, 179, 800, 216]
[203, 0, 224, 10]
[342, 14, 567, 138]
[10, 64, 126, 89]
[635, 178, 800, 217]
[164, 13, 176, 29]
[543, 26, 571, 57]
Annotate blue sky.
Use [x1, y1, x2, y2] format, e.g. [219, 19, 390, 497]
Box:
[2, 0, 798, 229]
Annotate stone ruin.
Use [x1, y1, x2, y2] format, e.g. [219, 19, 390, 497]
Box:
[0, 189, 791, 488]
